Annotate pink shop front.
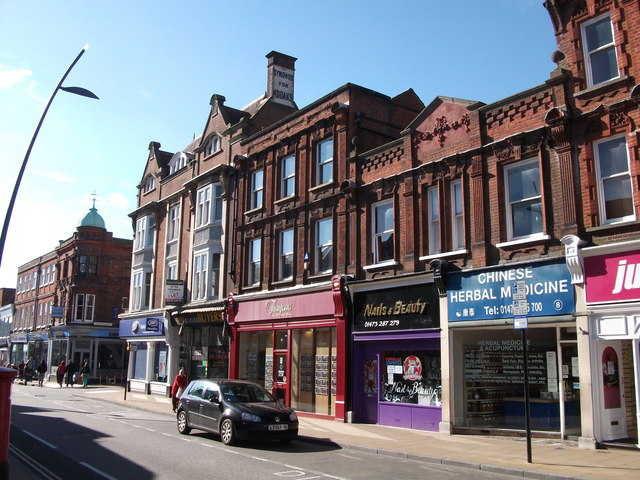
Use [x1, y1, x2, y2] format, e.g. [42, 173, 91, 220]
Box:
[347, 274, 442, 431]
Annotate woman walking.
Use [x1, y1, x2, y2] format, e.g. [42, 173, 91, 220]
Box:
[171, 368, 188, 412]
[79, 359, 91, 388]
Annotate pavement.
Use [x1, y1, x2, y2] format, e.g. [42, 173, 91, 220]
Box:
[7, 382, 640, 480]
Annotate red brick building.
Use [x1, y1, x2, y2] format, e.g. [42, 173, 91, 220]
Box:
[11, 204, 132, 383]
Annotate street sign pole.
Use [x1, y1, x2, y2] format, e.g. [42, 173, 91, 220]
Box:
[512, 280, 532, 464]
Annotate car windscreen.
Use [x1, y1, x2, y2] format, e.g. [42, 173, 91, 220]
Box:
[220, 383, 275, 403]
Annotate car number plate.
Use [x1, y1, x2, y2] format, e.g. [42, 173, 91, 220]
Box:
[268, 424, 288, 431]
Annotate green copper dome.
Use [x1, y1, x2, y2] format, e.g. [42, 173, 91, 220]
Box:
[79, 206, 106, 229]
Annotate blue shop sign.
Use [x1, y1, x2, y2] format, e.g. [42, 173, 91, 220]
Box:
[119, 318, 165, 337]
[446, 261, 574, 322]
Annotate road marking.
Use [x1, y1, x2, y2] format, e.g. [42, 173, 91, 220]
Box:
[23, 429, 57, 449]
[9, 444, 62, 480]
[337, 453, 363, 460]
[80, 461, 119, 480]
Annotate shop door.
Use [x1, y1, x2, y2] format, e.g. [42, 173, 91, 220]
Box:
[560, 344, 581, 436]
[272, 352, 288, 403]
[361, 356, 379, 424]
[598, 342, 627, 441]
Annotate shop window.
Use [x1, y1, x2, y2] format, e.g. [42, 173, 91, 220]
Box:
[238, 330, 274, 387]
[154, 343, 169, 382]
[380, 350, 441, 406]
[132, 343, 148, 380]
[504, 159, 543, 240]
[594, 136, 635, 224]
[458, 328, 561, 431]
[581, 13, 619, 87]
[97, 342, 123, 371]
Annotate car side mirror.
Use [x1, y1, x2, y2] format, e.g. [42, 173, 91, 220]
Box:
[210, 392, 220, 403]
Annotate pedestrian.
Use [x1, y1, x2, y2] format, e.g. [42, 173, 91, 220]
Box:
[56, 360, 67, 388]
[65, 359, 76, 387]
[36, 360, 47, 387]
[171, 368, 188, 412]
[16, 360, 25, 383]
[24, 357, 33, 385]
[79, 359, 90, 388]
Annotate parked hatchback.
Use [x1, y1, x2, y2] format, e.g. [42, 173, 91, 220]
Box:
[176, 379, 299, 445]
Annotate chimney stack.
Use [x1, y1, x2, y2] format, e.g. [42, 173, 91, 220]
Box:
[266, 51, 297, 107]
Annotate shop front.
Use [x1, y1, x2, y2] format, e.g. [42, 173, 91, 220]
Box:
[228, 277, 348, 420]
[582, 243, 640, 446]
[445, 260, 577, 437]
[347, 274, 442, 431]
[171, 305, 228, 382]
[119, 314, 177, 395]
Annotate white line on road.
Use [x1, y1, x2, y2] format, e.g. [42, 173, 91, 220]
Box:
[337, 453, 363, 460]
[80, 461, 120, 480]
[23, 429, 57, 449]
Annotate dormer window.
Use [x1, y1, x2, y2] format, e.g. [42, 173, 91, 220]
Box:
[205, 135, 222, 157]
[169, 153, 188, 175]
[143, 176, 155, 193]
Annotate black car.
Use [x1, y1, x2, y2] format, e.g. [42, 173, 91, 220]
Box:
[176, 379, 299, 445]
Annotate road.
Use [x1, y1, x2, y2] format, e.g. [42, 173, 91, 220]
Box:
[9, 384, 522, 480]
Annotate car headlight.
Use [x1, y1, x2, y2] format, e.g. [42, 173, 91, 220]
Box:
[241, 412, 261, 422]
[289, 412, 298, 421]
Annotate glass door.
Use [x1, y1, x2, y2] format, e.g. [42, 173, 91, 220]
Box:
[560, 343, 581, 436]
[272, 330, 289, 403]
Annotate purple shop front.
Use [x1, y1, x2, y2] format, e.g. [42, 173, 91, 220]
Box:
[349, 278, 442, 431]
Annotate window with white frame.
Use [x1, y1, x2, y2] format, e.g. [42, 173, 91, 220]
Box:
[205, 135, 221, 157]
[143, 176, 155, 193]
[167, 203, 180, 242]
[213, 183, 223, 221]
[166, 260, 178, 281]
[594, 136, 635, 223]
[195, 186, 211, 228]
[251, 170, 264, 210]
[280, 154, 296, 198]
[279, 229, 294, 280]
[315, 217, 333, 274]
[581, 13, 619, 87]
[131, 270, 152, 311]
[74, 294, 95, 322]
[372, 200, 394, 264]
[248, 238, 262, 286]
[505, 159, 543, 240]
[134, 215, 154, 251]
[169, 153, 188, 175]
[192, 251, 209, 301]
[427, 186, 440, 255]
[316, 138, 333, 185]
[451, 180, 464, 251]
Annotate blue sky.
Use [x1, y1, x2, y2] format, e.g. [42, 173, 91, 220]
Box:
[0, 0, 557, 288]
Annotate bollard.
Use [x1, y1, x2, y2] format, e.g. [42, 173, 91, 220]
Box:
[0, 367, 17, 480]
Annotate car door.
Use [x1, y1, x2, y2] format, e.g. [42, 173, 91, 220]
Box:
[200, 384, 222, 432]
[183, 381, 206, 428]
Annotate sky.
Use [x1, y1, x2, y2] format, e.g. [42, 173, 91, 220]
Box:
[0, 0, 557, 288]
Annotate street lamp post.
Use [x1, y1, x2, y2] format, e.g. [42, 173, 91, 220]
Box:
[0, 44, 98, 268]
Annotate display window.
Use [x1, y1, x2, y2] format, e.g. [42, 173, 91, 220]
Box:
[189, 325, 228, 380]
[153, 342, 168, 382]
[131, 342, 148, 380]
[455, 328, 562, 431]
[380, 350, 441, 406]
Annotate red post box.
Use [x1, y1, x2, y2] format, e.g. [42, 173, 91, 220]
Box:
[0, 367, 17, 480]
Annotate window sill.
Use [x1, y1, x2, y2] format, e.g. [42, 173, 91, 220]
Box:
[586, 218, 640, 233]
[309, 182, 334, 194]
[496, 234, 550, 249]
[244, 206, 264, 216]
[363, 260, 399, 271]
[307, 272, 333, 281]
[573, 75, 628, 99]
[419, 249, 468, 262]
[272, 278, 294, 288]
[274, 195, 296, 206]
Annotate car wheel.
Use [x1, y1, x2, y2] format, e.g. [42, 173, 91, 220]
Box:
[220, 418, 236, 445]
[177, 410, 191, 435]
